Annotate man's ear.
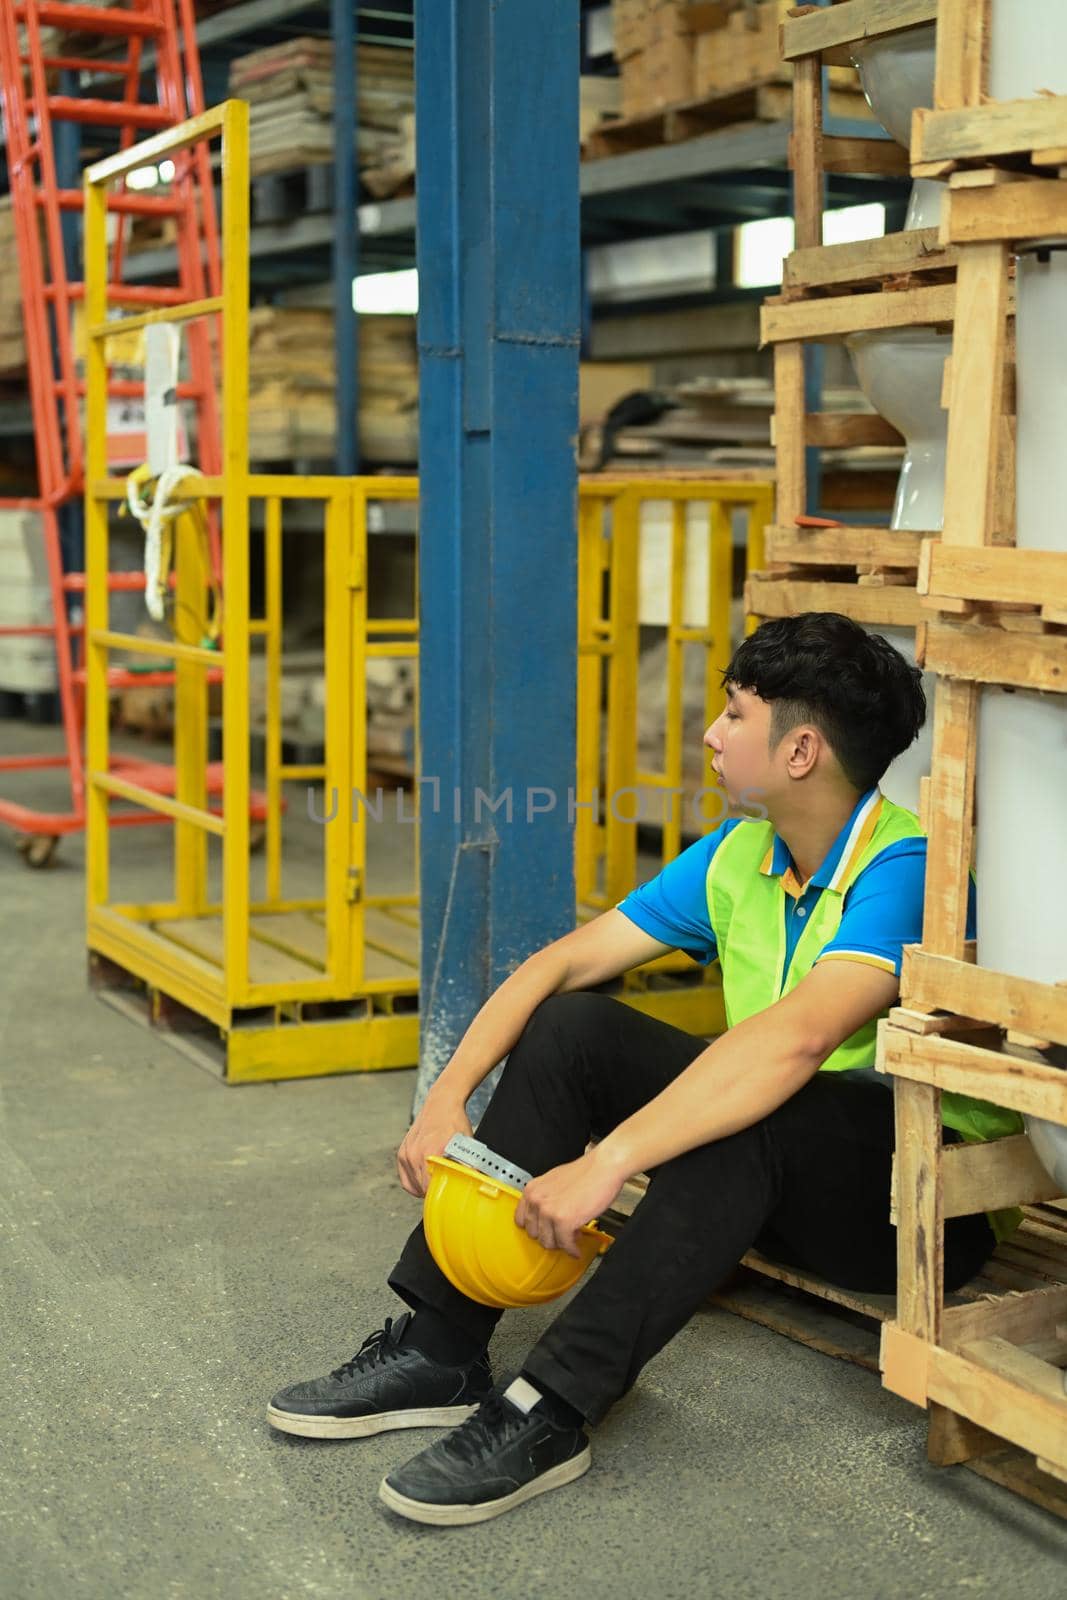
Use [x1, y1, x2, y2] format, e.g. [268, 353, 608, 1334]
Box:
[786, 725, 821, 779]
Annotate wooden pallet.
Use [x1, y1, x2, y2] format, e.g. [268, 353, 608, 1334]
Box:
[583, 79, 871, 162]
[605, 1160, 1067, 1521]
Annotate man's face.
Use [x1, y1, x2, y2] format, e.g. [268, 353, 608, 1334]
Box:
[704, 683, 776, 806]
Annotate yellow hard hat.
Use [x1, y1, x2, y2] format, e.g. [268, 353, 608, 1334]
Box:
[423, 1144, 613, 1310]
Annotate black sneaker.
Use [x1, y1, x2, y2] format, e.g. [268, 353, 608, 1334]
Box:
[266, 1313, 492, 1440]
[378, 1375, 590, 1526]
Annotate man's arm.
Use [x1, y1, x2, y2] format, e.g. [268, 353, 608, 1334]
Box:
[396, 911, 673, 1196]
[516, 959, 900, 1253]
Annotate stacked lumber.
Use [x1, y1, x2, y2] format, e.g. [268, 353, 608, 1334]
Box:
[247, 307, 418, 465]
[0, 199, 27, 376]
[580, 374, 897, 491]
[228, 37, 414, 181]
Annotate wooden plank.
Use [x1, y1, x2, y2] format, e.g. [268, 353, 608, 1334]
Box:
[791, 53, 823, 251]
[773, 341, 806, 528]
[943, 1284, 1067, 1353]
[902, 949, 1067, 1048]
[915, 95, 1067, 166]
[742, 1250, 897, 1321]
[161, 916, 319, 986]
[941, 243, 1010, 549]
[894, 1079, 945, 1343]
[780, 0, 937, 62]
[820, 134, 911, 177]
[924, 544, 1067, 611]
[711, 1273, 881, 1374]
[761, 282, 955, 344]
[803, 413, 904, 448]
[249, 912, 327, 970]
[784, 227, 955, 292]
[919, 677, 977, 958]
[928, 1404, 1007, 1466]
[364, 905, 420, 968]
[941, 1338, 1067, 1469]
[879, 1028, 1067, 1125]
[765, 524, 922, 567]
[966, 1448, 1067, 1520]
[924, 620, 1067, 694]
[933, 0, 989, 112]
[943, 176, 1067, 245]
[747, 574, 924, 626]
[942, 1135, 1066, 1219]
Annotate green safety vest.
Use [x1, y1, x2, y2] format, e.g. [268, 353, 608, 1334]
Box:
[704, 794, 1023, 1244]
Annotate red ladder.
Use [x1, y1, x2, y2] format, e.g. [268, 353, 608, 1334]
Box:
[0, 3, 257, 864]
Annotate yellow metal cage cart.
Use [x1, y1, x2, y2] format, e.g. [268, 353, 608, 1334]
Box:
[83, 103, 774, 1083]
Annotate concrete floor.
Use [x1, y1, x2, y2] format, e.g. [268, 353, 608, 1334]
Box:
[1, 725, 1066, 1598]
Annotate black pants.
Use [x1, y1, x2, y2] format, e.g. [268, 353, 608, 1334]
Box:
[389, 992, 997, 1425]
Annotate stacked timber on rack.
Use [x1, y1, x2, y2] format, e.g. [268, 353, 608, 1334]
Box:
[247, 308, 418, 465]
[873, 0, 1067, 1523]
[750, 0, 968, 633]
[593, 0, 872, 160]
[0, 200, 26, 377]
[228, 38, 414, 184]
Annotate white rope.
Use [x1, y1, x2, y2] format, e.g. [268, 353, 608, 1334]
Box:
[125, 464, 204, 622]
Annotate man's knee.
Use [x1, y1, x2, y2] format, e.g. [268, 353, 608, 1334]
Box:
[507, 991, 619, 1071]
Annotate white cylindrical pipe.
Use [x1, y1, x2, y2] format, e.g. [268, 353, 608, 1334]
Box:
[846, 327, 951, 531]
[976, 688, 1067, 982]
[1013, 250, 1067, 552]
[862, 625, 934, 813]
[989, 0, 1067, 100]
[984, 1, 1067, 1178]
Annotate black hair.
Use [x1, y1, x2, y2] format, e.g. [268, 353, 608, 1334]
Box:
[721, 612, 926, 793]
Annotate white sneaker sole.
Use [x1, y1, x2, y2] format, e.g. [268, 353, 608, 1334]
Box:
[377, 1445, 592, 1526]
[266, 1402, 480, 1440]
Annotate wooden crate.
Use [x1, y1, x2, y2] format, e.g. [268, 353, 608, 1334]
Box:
[879, 1018, 1067, 1504]
[912, 0, 1067, 177]
[750, 0, 1025, 630]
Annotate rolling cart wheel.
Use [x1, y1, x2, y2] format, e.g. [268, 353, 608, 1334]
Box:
[23, 834, 59, 869]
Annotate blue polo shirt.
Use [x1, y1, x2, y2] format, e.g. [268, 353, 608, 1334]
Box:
[617, 786, 977, 984]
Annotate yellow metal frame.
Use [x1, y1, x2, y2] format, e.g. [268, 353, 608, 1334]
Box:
[83, 106, 773, 1082]
[575, 477, 772, 1032]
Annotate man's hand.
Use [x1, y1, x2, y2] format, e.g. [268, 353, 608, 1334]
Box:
[396, 1092, 472, 1199]
[514, 1147, 627, 1258]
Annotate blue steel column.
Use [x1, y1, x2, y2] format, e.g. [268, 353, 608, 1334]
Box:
[332, 0, 358, 473]
[413, 0, 580, 1116]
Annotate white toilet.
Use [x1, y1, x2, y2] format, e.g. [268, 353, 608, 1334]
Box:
[850, 23, 943, 229]
[845, 326, 950, 534]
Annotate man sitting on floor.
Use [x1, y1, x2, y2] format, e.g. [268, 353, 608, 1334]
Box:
[267, 611, 1015, 1527]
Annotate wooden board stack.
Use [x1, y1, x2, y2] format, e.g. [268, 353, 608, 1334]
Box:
[0, 199, 27, 377]
[228, 37, 414, 182]
[869, 0, 1067, 1523]
[246, 307, 418, 466]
